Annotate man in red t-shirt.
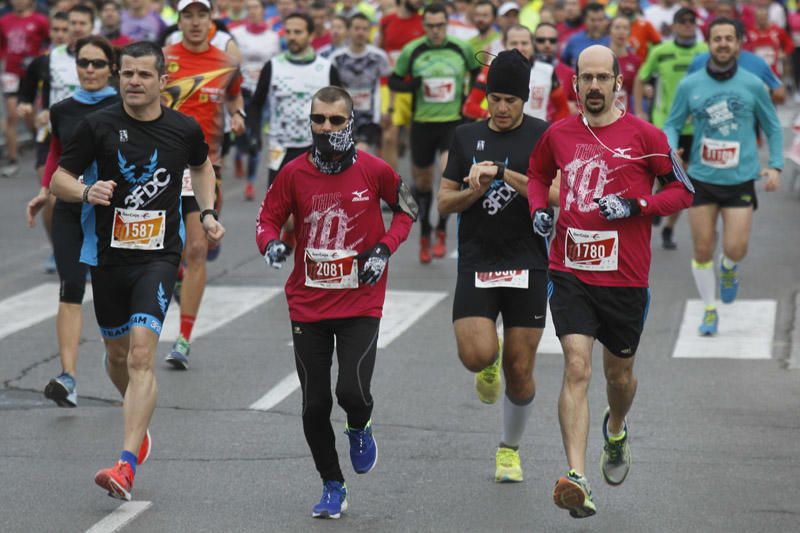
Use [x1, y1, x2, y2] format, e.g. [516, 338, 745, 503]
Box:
[161, 0, 244, 369]
[745, 5, 793, 77]
[0, 0, 49, 176]
[257, 86, 414, 519]
[527, 45, 693, 519]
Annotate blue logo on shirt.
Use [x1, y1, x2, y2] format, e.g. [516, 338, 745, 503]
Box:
[119, 149, 159, 185]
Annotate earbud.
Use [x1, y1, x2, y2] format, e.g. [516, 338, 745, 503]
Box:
[573, 83, 578, 94]
[616, 83, 621, 91]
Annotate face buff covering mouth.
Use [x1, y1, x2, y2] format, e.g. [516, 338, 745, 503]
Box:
[311, 112, 358, 175]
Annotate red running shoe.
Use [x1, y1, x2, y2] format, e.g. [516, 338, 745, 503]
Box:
[244, 182, 255, 201]
[433, 230, 446, 258]
[137, 429, 151, 465]
[95, 461, 134, 501]
[419, 236, 432, 264]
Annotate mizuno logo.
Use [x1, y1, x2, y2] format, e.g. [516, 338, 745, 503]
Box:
[352, 189, 370, 202]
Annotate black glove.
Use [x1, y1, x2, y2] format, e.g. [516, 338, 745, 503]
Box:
[595, 195, 640, 220]
[357, 243, 390, 286]
[264, 239, 291, 269]
[532, 207, 554, 237]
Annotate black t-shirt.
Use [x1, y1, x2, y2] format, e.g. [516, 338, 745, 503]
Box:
[443, 115, 549, 272]
[59, 102, 208, 267]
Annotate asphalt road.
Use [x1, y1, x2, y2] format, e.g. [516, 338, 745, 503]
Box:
[1, 121, 799, 532]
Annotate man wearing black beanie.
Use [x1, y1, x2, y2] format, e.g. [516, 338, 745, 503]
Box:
[437, 48, 552, 484]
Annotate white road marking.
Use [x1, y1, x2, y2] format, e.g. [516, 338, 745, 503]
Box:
[85, 501, 152, 533]
[496, 312, 561, 354]
[672, 299, 776, 359]
[0, 282, 94, 341]
[250, 290, 447, 411]
[161, 286, 282, 341]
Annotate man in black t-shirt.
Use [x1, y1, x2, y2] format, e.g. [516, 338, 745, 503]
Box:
[437, 50, 550, 484]
[50, 42, 224, 502]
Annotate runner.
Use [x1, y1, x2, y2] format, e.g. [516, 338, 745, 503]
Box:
[608, 15, 642, 113]
[121, 0, 167, 42]
[438, 49, 550, 483]
[25, 35, 119, 408]
[615, 0, 660, 62]
[528, 45, 693, 518]
[744, 5, 793, 78]
[634, 7, 707, 250]
[468, 0, 500, 56]
[664, 17, 783, 336]
[161, 0, 245, 370]
[256, 86, 414, 519]
[389, 2, 480, 263]
[533, 22, 578, 116]
[329, 12, 391, 154]
[49, 40, 223, 501]
[560, 3, 610, 69]
[0, 0, 49, 177]
[99, 0, 134, 48]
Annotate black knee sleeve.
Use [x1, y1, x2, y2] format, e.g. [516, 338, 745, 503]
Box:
[59, 279, 86, 304]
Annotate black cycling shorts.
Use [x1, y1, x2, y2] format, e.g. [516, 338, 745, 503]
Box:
[181, 165, 222, 215]
[52, 200, 88, 304]
[453, 269, 547, 328]
[548, 270, 649, 358]
[90, 259, 178, 339]
[690, 178, 757, 210]
[410, 120, 460, 168]
[355, 123, 382, 147]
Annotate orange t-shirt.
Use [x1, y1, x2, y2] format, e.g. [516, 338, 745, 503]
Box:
[629, 18, 661, 62]
[162, 42, 242, 166]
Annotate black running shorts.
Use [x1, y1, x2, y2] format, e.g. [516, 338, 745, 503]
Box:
[689, 178, 757, 210]
[181, 165, 222, 216]
[410, 120, 460, 168]
[90, 259, 178, 339]
[548, 270, 649, 358]
[355, 123, 382, 147]
[453, 269, 548, 328]
[268, 146, 310, 186]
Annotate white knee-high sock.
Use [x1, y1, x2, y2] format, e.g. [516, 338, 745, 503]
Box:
[501, 394, 534, 449]
[691, 259, 716, 309]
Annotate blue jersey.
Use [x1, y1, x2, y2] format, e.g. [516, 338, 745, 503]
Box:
[663, 68, 783, 186]
[688, 50, 781, 90]
[560, 32, 611, 68]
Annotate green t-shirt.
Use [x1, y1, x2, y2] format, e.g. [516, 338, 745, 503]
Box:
[393, 35, 480, 123]
[469, 30, 499, 56]
[639, 40, 708, 131]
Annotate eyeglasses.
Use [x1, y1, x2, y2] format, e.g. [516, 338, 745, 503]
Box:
[535, 37, 558, 44]
[577, 73, 615, 84]
[309, 114, 348, 126]
[675, 18, 696, 24]
[76, 58, 110, 69]
[424, 22, 447, 29]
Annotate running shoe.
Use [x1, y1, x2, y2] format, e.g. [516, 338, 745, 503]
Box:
[207, 242, 221, 262]
[432, 229, 447, 258]
[138, 429, 152, 466]
[661, 227, 677, 250]
[475, 342, 502, 404]
[95, 461, 134, 501]
[312, 480, 348, 519]
[495, 447, 523, 483]
[44, 372, 77, 407]
[553, 470, 597, 519]
[43, 254, 56, 274]
[244, 182, 255, 201]
[699, 308, 719, 336]
[165, 335, 190, 369]
[719, 260, 739, 303]
[599, 407, 631, 486]
[419, 236, 432, 264]
[345, 420, 378, 474]
[1, 160, 19, 177]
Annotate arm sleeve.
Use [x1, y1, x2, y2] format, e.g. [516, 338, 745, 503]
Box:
[377, 168, 414, 254]
[256, 171, 293, 254]
[329, 64, 341, 86]
[18, 56, 43, 104]
[759, 58, 782, 89]
[247, 60, 271, 119]
[527, 130, 557, 214]
[461, 67, 489, 120]
[58, 119, 96, 177]
[662, 80, 690, 150]
[41, 135, 62, 188]
[753, 81, 785, 170]
[388, 45, 417, 92]
[186, 119, 210, 167]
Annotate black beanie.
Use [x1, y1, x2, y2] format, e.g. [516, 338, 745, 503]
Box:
[486, 49, 530, 102]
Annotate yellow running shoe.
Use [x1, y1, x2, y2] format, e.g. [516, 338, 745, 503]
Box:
[475, 339, 502, 404]
[495, 447, 523, 483]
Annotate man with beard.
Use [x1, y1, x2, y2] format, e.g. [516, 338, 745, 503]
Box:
[469, 0, 500, 55]
[256, 86, 414, 519]
[561, 2, 610, 69]
[533, 21, 578, 116]
[528, 45, 693, 518]
[664, 18, 782, 336]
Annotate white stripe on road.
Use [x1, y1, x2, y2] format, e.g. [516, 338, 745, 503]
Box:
[85, 501, 152, 533]
[496, 312, 561, 355]
[0, 282, 94, 341]
[672, 299, 776, 359]
[250, 290, 447, 411]
[161, 286, 282, 341]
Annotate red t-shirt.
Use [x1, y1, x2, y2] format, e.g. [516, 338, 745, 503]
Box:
[0, 12, 49, 78]
[380, 12, 424, 65]
[555, 62, 577, 104]
[616, 52, 643, 109]
[527, 114, 692, 287]
[745, 25, 794, 76]
[256, 151, 414, 322]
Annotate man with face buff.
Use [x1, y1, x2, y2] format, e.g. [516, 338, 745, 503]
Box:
[256, 87, 415, 519]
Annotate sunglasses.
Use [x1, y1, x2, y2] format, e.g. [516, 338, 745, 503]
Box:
[535, 37, 558, 44]
[309, 114, 348, 126]
[77, 58, 110, 69]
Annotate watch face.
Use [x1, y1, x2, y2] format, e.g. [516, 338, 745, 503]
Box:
[639, 199, 647, 207]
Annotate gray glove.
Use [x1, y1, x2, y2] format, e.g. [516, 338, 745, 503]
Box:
[532, 207, 554, 238]
[595, 195, 640, 220]
[264, 239, 291, 269]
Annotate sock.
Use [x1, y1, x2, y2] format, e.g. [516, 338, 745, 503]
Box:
[501, 394, 534, 449]
[721, 255, 737, 270]
[436, 214, 448, 233]
[120, 450, 137, 475]
[414, 187, 432, 237]
[568, 469, 584, 479]
[605, 417, 626, 441]
[691, 259, 716, 309]
[179, 314, 196, 341]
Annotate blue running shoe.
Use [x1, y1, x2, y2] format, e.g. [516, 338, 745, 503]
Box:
[44, 372, 77, 407]
[699, 308, 719, 336]
[43, 254, 56, 274]
[345, 420, 378, 474]
[165, 336, 190, 369]
[312, 481, 348, 519]
[719, 261, 739, 303]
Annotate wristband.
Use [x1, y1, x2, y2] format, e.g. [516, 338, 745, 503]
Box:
[200, 209, 219, 223]
[82, 184, 92, 203]
[493, 161, 506, 181]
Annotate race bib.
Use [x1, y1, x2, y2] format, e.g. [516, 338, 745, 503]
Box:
[565, 228, 619, 271]
[351, 88, 372, 112]
[1, 73, 19, 93]
[422, 77, 456, 103]
[304, 248, 359, 289]
[268, 144, 287, 172]
[475, 270, 529, 289]
[181, 168, 193, 196]
[528, 86, 545, 112]
[111, 208, 166, 250]
[700, 138, 740, 169]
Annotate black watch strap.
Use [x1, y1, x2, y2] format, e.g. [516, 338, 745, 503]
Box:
[493, 161, 506, 180]
[200, 209, 219, 223]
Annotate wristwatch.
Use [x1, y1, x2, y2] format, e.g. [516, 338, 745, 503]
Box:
[493, 161, 506, 181]
[200, 209, 219, 223]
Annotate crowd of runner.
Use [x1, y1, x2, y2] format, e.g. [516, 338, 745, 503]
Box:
[1, 0, 789, 521]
